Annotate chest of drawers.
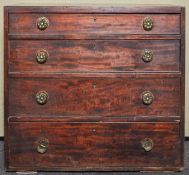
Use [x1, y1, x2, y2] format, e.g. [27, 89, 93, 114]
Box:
[4, 5, 185, 172]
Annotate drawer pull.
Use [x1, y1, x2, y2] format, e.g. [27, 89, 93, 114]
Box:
[141, 138, 154, 152]
[36, 91, 48, 105]
[141, 91, 154, 105]
[36, 49, 49, 64]
[143, 17, 153, 31]
[37, 138, 49, 154]
[141, 49, 153, 62]
[37, 17, 49, 30]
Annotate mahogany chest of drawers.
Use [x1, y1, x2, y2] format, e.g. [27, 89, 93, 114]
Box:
[4, 5, 185, 172]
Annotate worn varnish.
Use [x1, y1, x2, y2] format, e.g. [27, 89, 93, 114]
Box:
[8, 122, 181, 171]
[4, 5, 185, 172]
[9, 40, 180, 73]
[9, 77, 180, 117]
[9, 14, 180, 35]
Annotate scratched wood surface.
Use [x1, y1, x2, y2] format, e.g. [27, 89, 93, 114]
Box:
[9, 40, 180, 73]
[9, 14, 180, 35]
[7, 122, 181, 171]
[4, 6, 185, 172]
[8, 77, 180, 117]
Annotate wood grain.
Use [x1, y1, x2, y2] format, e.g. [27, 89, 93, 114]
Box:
[4, 7, 10, 170]
[9, 40, 180, 73]
[8, 115, 181, 123]
[8, 77, 181, 117]
[5, 5, 183, 14]
[8, 34, 182, 40]
[180, 7, 185, 167]
[9, 14, 180, 35]
[4, 5, 185, 172]
[7, 122, 181, 171]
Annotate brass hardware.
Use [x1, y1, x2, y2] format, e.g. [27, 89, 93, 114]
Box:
[37, 138, 49, 154]
[37, 17, 49, 30]
[36, 49, 49, 64]
[143, 17, 153, 31]
[141, 49, 153, 62]
[92, 44, 96, 51]
[141, 91, 154, 105]
[36, 91, 48, 105]
[141, 138, 154, 152]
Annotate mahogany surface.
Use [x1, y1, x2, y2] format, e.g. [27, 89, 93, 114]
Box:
[9, 77, 180, 117]
[8, 122, 181, 171]
[4, 5, 185, 172]
[9, 40, 180, 73]
[9, 14, 180, 35]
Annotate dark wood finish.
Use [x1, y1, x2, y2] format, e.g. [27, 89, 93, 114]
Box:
[9, 73, 182, 78]
[4, 7, 10, 170]
[9, 14, 180, 35]
[9, 40, 180, 73]
[180, 7, 185, 167]
[5, 5, 183, 14]
[9, 77, 180, 117]
[4, 5, 185, 172]
[8, 34, 182, 40]
[8, 115, 181, 123]
[8, 122, 182, 171]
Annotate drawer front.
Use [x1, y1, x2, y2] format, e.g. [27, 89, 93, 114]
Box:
[9, 40, 180, 73]
[9, 14, 180, 35]
[9, 77, 180, 117]
[8, 122, 181, 170]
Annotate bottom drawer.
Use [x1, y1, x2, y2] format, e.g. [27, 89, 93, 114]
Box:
[7, 122, 182, 171]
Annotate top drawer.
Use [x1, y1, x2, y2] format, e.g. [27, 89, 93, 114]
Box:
[9, 14, 180, 36]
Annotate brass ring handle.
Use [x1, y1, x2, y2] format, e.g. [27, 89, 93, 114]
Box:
[36, 91, 48, 105]
[141, 49, 153, 62]
[141, 138, 154, 152]
[141, 91, 154, 105]
[36, 49, 49, 64]
[37, 17, 49, 30]
[37, 138, 49, 154]
[143, 17, 153, 31]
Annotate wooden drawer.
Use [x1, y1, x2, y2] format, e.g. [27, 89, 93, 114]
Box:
[7, 121, 182, 171]
[5, 6, 185, 172]
[9, 40, 180, 73]
[9, 77, 180, 117]
[9, 14, 180, 35]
